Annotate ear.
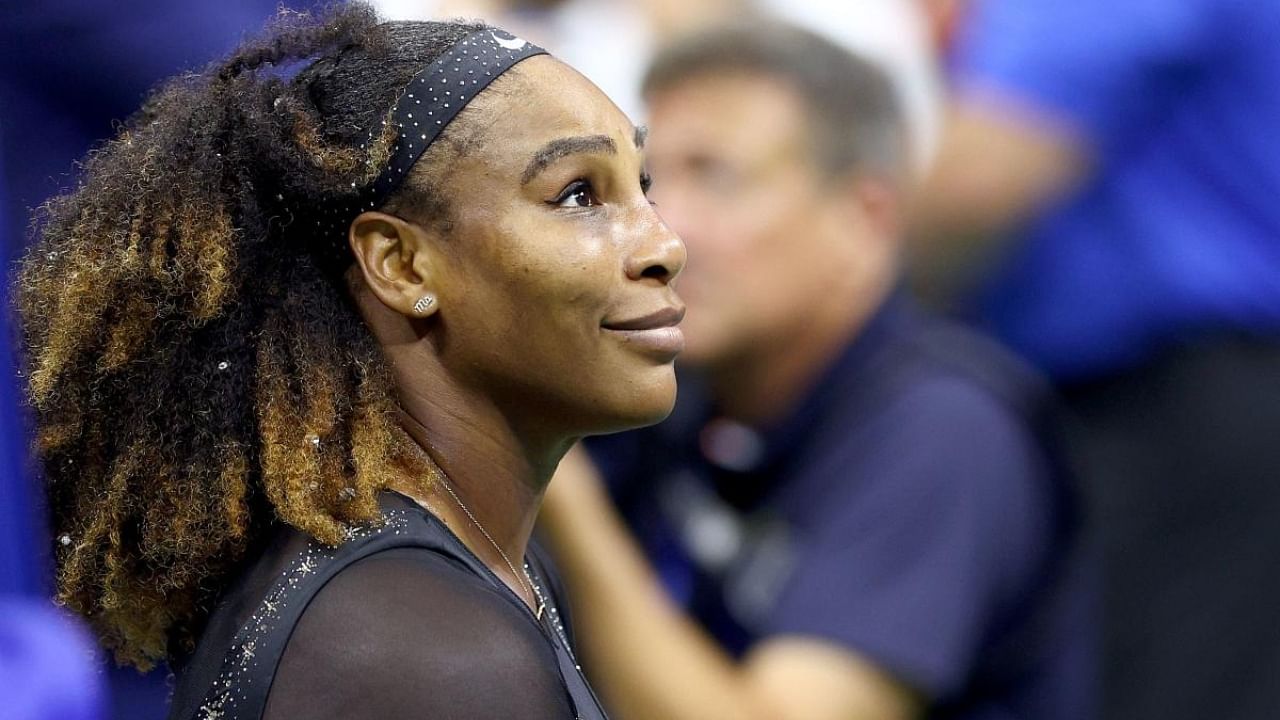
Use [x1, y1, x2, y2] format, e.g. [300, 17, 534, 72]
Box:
[838, 174, 903, 243]
[348, 211, 442, 319]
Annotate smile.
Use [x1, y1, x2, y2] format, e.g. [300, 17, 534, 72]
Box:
[602, 307, 686, 356]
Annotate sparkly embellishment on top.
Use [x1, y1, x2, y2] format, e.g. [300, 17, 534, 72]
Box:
[527, 561, 575, 662]
[192, 512, 411, 720]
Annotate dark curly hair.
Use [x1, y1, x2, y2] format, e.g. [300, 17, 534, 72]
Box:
[13, 3, 492, 669]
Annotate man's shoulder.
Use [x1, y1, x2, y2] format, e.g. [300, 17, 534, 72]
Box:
[791, 309, 1066, 519]
[808, 307, 1055, 456]
[884, 309, 1052, 420]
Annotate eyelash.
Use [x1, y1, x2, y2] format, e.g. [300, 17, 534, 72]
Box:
[552, 180, 597, 208]
[549, 173, 655, 208]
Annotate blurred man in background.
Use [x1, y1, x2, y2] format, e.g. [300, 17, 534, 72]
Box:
[540, 21, 1093, 720]
[913, 1, 1280, 719]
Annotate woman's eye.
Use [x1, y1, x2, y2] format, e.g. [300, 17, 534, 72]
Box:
[553, 180, 599, 208]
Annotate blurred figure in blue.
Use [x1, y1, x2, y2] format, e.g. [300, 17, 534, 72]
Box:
[1, 141, 105, 720]
[539, 20, 1093, 720]
[0, 597, 106, 720]
[0, 1, 303, 270]
[912, 2, 1280, 719]
[1, 3, 302, 718]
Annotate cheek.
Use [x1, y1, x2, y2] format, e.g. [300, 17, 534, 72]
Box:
[680, 200, 806, 340]
[478, 241, 616, 352]
[526, 246, 611, 313]
[680, 207, 773, 300]
[475, 215, 604, 297]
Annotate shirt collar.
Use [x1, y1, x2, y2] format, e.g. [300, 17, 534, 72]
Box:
[681, 287, 914, 482]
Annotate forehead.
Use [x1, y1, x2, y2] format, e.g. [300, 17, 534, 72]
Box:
[469, 56, 638, 169]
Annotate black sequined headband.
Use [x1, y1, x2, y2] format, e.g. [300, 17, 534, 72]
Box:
[316, 28, 548, 242]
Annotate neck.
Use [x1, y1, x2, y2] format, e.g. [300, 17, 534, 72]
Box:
[389, 359, 568, 602]
[710, 273, 896, 427]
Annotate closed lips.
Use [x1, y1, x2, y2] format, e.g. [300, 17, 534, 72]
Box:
[602, 307, 685, 331]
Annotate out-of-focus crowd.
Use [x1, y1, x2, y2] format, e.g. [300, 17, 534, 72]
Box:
[3, 1, 1277, 719]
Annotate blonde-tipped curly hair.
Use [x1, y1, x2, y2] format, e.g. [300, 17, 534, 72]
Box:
[14, 4, 484, 669]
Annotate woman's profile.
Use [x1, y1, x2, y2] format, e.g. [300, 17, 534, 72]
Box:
[14, 4, 684, 718]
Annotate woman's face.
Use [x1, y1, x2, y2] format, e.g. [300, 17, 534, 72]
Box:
[422, 57, 685, 439]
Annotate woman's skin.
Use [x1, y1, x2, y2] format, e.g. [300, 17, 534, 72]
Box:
[347, 55, 686, 609]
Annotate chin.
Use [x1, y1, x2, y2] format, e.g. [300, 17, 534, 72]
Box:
[586, 372, 678, 436]
[634, 385, 679, 426]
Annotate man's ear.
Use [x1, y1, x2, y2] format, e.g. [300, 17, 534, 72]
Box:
[848, 175, 903, 242]
[348, 211, 443, 319]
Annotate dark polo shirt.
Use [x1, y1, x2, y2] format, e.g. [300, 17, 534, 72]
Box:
[586, 294, 1095, 719]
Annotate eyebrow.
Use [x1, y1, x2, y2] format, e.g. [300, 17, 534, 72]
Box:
[520, 127, 649, 185]
[522, 135, 616, 184]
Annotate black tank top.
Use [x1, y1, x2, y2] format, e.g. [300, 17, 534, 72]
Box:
[167, 491, 608, 719]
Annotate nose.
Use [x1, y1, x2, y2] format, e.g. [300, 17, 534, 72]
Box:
[625, 215, 686, 285]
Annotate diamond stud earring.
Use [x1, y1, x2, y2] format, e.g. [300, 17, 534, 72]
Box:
[413, 295, 436, 314]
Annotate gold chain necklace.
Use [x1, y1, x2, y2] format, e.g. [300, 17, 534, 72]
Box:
[435, 475, 546, 620]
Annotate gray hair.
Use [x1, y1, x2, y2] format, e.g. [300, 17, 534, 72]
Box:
[643, 20, 906, 180]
